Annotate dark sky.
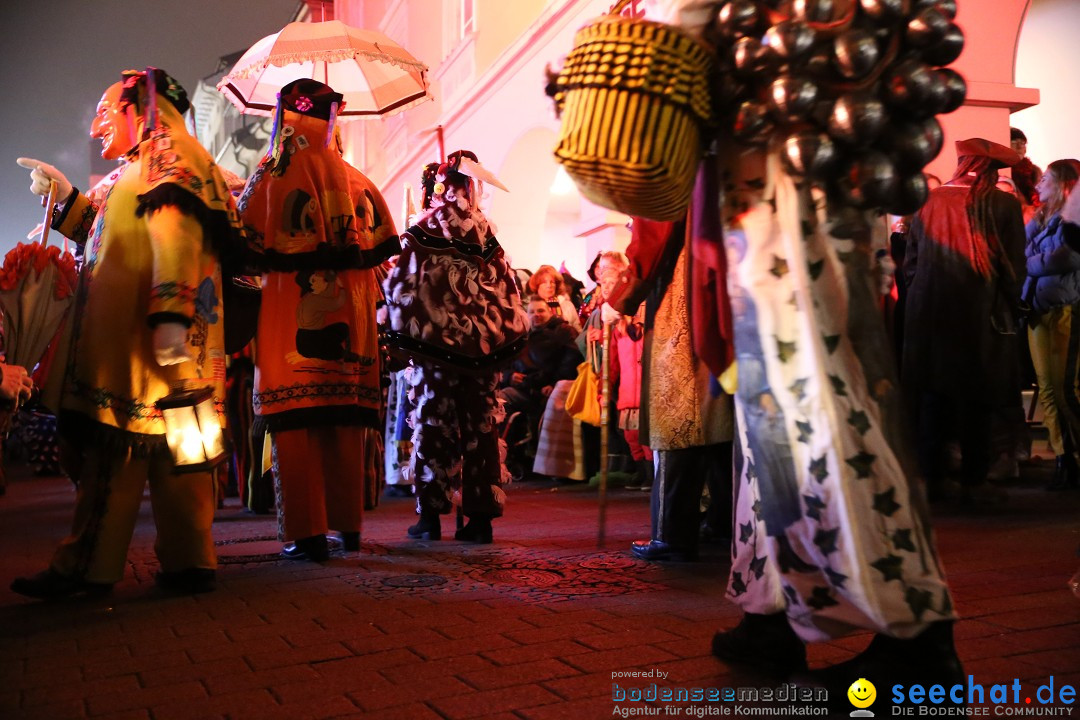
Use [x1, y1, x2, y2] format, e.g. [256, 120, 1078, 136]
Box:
[0, 0, 300, 251]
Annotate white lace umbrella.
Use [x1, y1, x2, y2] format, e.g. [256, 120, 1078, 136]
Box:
[217, 20, 431, 118]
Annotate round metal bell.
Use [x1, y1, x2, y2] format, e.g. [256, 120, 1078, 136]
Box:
[792, 0, 854, 24]
[906, 6, 949, 47]
[883, 58, 936, 109]
[763, 20, 818, 61]
[767, 75, 820, 123]
[716, 0, 762, 39]
[881, 117, 943, 171]
[733, 36, 779, 75]
[921, 22, 964, 66]
[886, 172, 930, 216]
[833, 28, 881, 80]
[936, 68, 966, 113]
[915, 0, 956, 19]
[858, 0, 910, 22]
[733, 100, 776, 143]
[827, 91, 886, 146]
[782, 130, 838, 178]
[840, 151, 898, 208]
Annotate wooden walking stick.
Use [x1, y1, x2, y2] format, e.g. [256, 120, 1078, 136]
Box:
[597, 318, 612, 548]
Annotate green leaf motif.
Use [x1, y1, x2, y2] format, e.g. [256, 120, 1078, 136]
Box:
[806, 586, 839, 610]
[829, 374, 847, 396]
[804, 494, 826, 521]
[845, 451, 876, 479]
[813, 527, 840, 555]
[751, 499, 763, 520]
[873, 487, 901, 516]
[823, 334, 841, 354]
[789, 377, 809, 401]
[808, 259, 825, 280]
[770, 255, 790, 278]
[870, 554, 904, 582]
[809, 456, 829, 483]
[905, 586, 935, 622]
[796, 420, 814, 444]
[783, 584, 800, 608]
[749, 555, 768, 580]
[891, 528, 916, 552]
[848, 409, 871, 436]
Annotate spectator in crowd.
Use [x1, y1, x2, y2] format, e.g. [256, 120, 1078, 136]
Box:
[1022, 159, 1080, 491]
[499, 295, 582, 450]
[903, 138, 1027, 504]
[1011, 128, 1043, 222]
[527, 265, 580, 333]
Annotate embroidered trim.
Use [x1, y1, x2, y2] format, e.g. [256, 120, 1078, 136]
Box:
[253, 381, 381, 410]
[151, 281, 198, 304]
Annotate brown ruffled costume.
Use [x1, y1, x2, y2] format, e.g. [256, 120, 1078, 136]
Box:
[383, 152, 528, 530]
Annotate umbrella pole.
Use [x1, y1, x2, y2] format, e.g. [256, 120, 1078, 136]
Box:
[39, 180, 58, 246]
[597, 320, 611, 548]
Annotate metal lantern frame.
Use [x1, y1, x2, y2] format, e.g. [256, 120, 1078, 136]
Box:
[156, 385, 227, 474]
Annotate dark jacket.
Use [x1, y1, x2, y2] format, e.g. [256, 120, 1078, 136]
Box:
[1023, 215, 1080, 313]
[504, 317, 582, 392]
[902, 183, 1026, 404]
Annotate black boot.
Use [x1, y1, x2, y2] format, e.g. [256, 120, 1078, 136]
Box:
[455, 515, 493, 544]
[407, 508, 442, 540]
[793, 621, 964, 711]
[10, 569, 113, 600]
[711, 612, 807, 677]
[281, 534, 329, 561]
[1048, 455, 1080, 491]
[340, 531, 361, 552]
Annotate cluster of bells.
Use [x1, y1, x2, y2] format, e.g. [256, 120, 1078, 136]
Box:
[704, 0, 966, 216]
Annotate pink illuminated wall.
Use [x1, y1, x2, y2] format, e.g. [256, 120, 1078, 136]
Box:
[1013, 0, 1080, 168]
[335, 0, 1047, 274]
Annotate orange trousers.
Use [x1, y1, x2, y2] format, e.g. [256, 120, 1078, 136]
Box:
[271, 425, 381, 541]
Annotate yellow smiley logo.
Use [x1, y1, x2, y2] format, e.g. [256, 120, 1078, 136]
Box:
[848, 678, 876, 709]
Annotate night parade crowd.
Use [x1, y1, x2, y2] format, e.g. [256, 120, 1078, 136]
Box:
[2, 1, 1080, 711]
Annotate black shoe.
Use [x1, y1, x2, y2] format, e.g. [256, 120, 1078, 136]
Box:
[454, 516, 493, 544]
[792, 621, 963, 711]
[630, 539, 698, 562]
[711, 612, 807, 678]
[407, 510, 441, 540]
[10, 569, 113, 600]
[155, 568, 216, 594]
[385, 485, 413, 498]
[1048, 455, 1080, 491]
[281, 534, 329, 561]
[340, 531, 361, 552]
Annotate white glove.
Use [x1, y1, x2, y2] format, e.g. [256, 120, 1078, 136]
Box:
[1063, 188, 1080, 227]
[153, 323, 192, 366]
[600, 302, 621, 325]
[16, 157, 73, 202]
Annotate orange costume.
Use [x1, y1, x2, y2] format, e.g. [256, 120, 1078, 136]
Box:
[238, 80, 398, 559]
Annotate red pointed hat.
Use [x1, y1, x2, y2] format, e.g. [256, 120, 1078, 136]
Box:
[955, 138, 1021, 169]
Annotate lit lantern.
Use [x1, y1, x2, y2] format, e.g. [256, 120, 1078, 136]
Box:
[156, 385, 226, 473]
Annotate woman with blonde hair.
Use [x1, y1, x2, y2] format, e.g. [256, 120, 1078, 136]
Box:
[527, 265, 581, 333]
[1023, 158, 1080, 490]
